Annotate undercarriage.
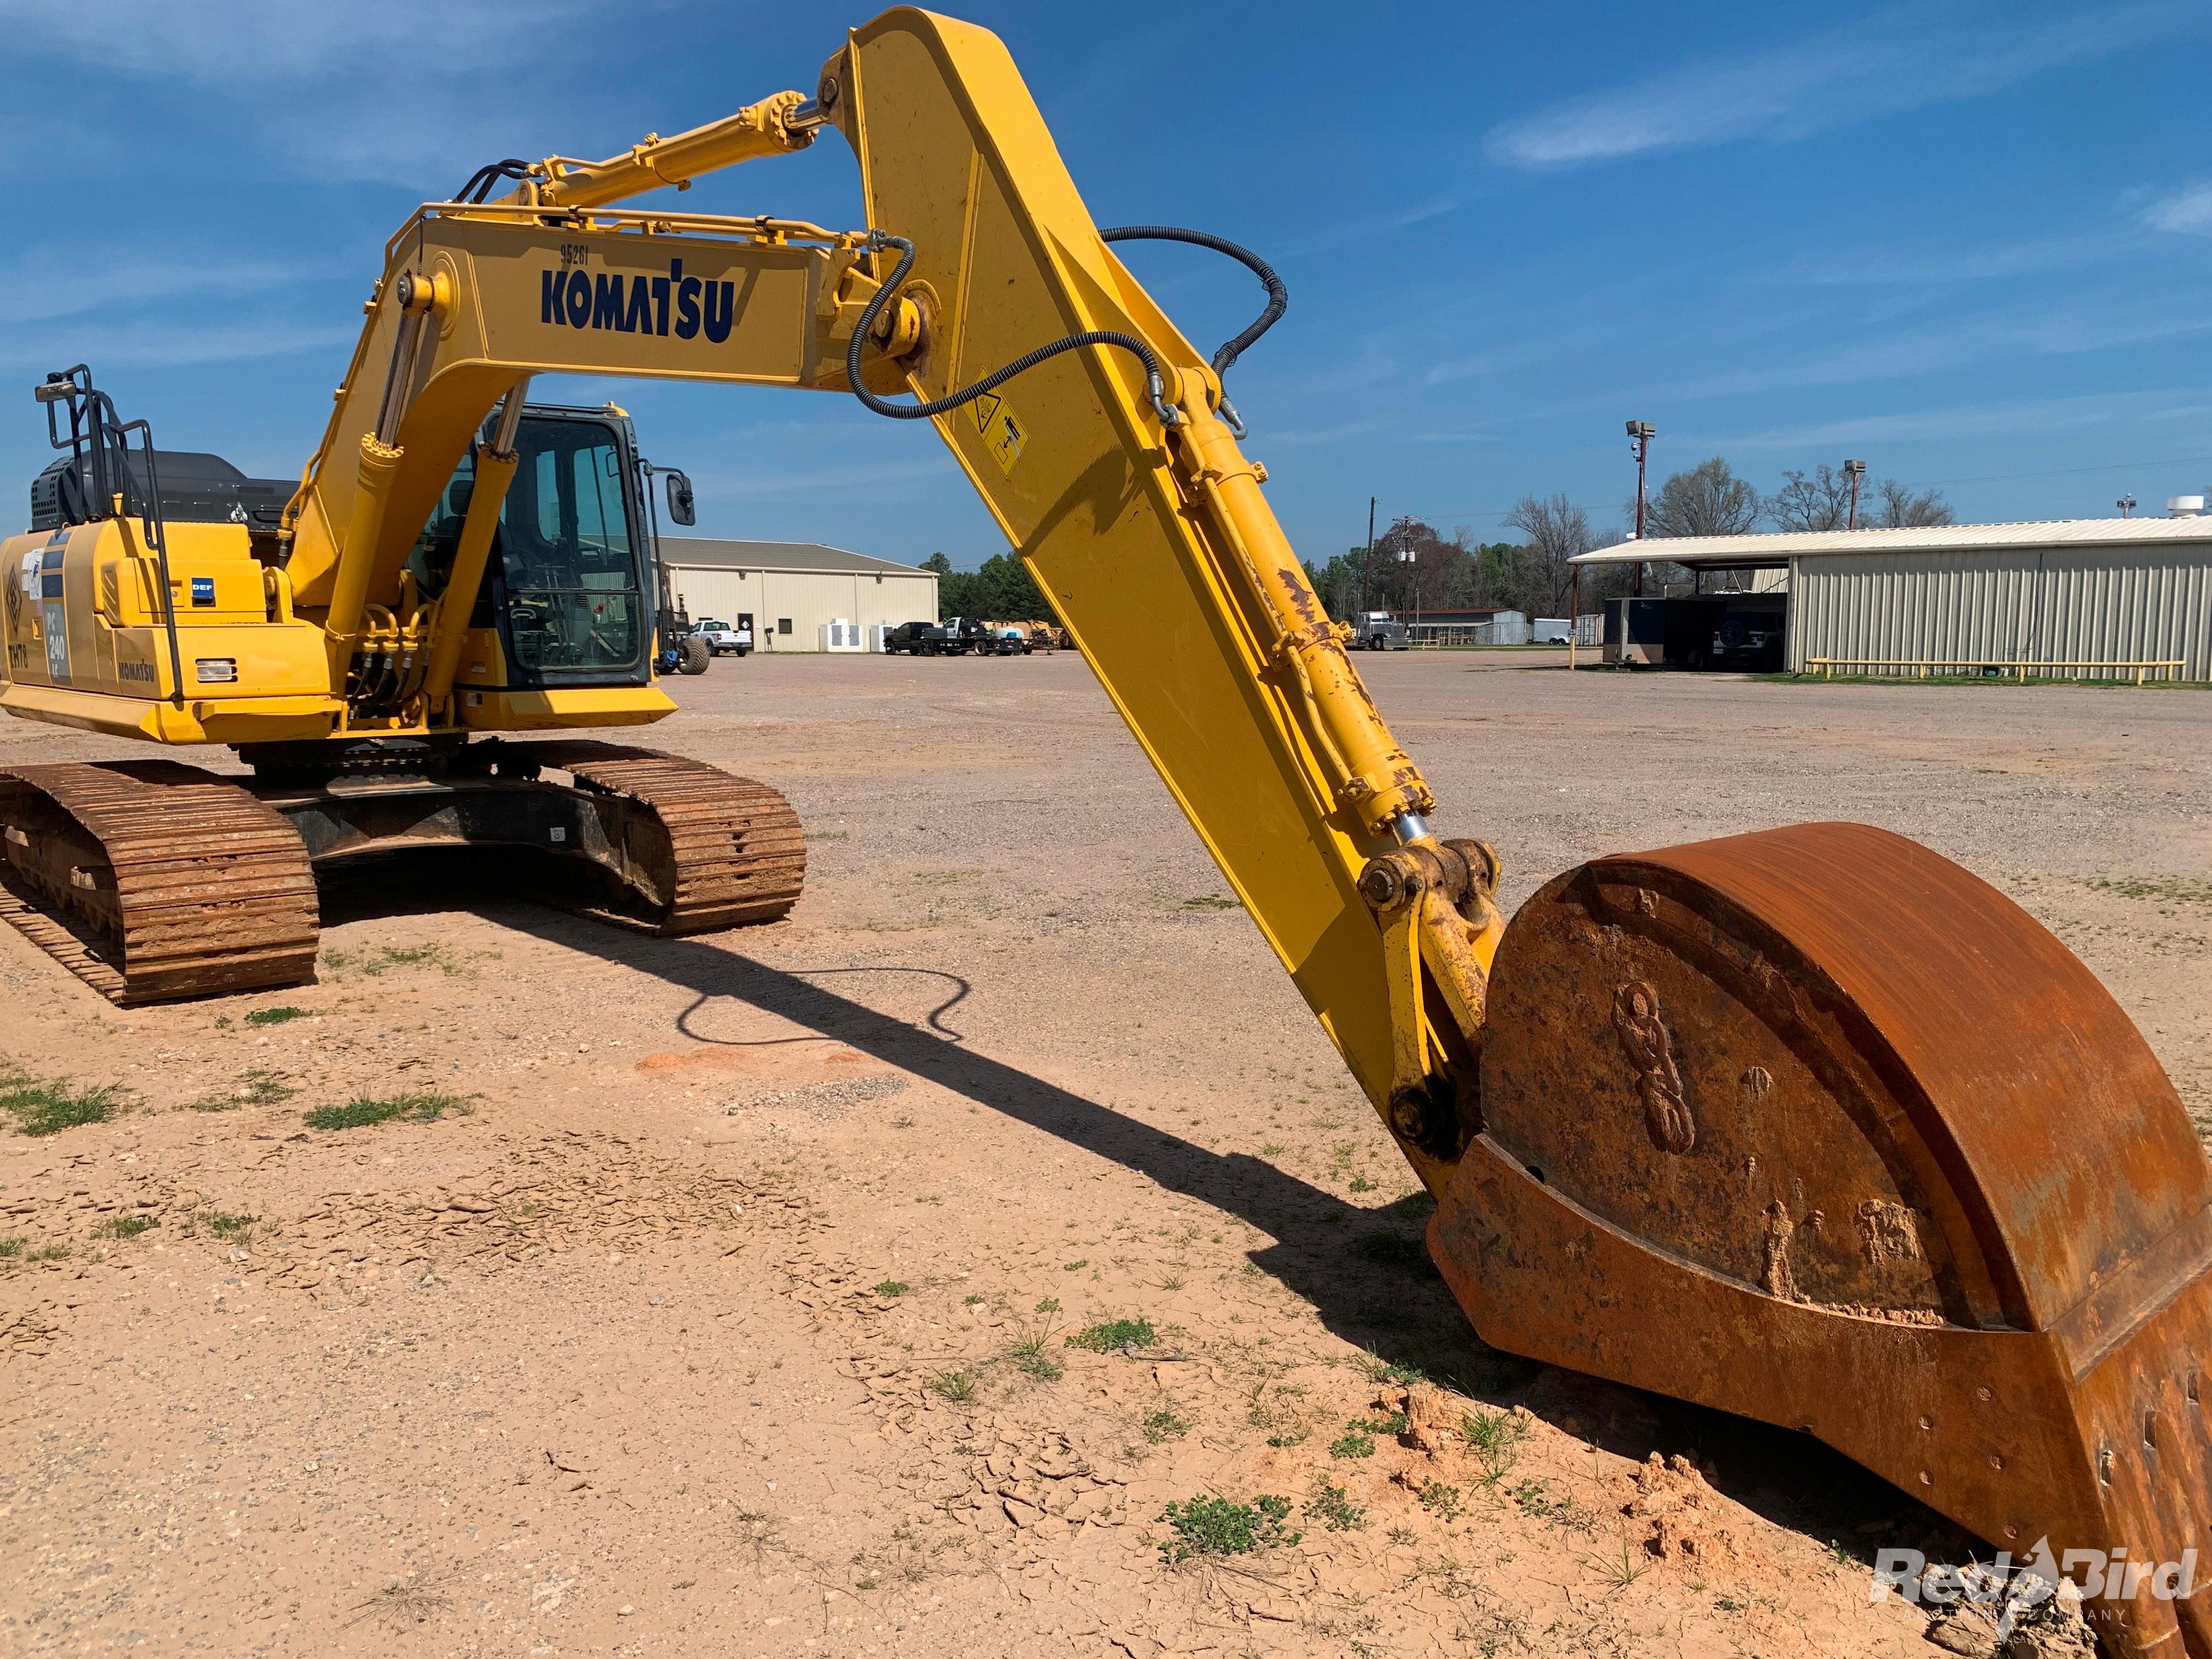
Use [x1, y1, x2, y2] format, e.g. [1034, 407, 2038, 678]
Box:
[0, 738, 804, 1003]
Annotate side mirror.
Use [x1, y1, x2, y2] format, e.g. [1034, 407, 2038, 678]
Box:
[664, 469, 696, 527]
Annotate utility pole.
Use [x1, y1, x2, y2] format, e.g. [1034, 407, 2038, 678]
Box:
[1361, 496, 1376, 616]
[1844, 458, 1867, 530]
[1627, 421, 1654, 596]
[2118, 493, 2137, 519]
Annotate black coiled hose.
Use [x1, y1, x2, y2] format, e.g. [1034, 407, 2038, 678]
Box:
[1098, 225, 1286, 377]
[846, 233, 1179, 427]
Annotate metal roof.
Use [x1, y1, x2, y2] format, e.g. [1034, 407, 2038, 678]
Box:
[1569, 516, 2212, 567]
[660, 536, 930, 576]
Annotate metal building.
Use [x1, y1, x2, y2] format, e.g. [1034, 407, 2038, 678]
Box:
[660, 538, 939, 652]
[1569, 518, 2212, 680]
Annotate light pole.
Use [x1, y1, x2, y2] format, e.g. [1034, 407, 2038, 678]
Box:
[1397, 543, 1419, 643]
[1844, 458, 1867, 530]
[1361, 497, 1377, 615]
[2118, 493, 2137, 519]
[1627, 421, 1654, 596]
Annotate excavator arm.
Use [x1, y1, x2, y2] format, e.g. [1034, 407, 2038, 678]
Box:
[199, 15, 2212, 1649]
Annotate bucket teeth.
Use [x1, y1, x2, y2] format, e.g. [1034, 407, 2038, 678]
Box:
[1439, 821, 2212, 1659]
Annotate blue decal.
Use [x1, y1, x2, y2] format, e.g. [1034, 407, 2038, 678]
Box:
[190, 575, 215, 607]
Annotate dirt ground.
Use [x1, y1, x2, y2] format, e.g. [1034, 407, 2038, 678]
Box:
[2, 650, 2206, 1658]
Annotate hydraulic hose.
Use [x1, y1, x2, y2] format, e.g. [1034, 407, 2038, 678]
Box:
[846, 233, 1179, 428]
[452, 159, 533, 204]
[1099, 225, 1287, 436]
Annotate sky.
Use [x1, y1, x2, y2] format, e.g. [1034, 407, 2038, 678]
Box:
[4, 0, 2210, 568]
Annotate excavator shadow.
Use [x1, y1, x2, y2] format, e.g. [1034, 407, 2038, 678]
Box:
[316, 852, 1963, 1560]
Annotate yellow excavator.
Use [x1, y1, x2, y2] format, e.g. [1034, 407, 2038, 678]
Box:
[1, 12, 2205, 1648]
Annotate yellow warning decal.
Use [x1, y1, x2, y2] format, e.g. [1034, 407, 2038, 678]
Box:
[971, 391, 1026, 477]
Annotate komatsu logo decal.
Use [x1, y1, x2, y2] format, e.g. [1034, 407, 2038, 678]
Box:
[540, 259, 735, 343]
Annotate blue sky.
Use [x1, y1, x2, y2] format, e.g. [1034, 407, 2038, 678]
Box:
[5, 1, 2210, 567]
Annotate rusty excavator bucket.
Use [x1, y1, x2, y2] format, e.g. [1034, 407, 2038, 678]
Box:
[1431, 823, 2212, 1657]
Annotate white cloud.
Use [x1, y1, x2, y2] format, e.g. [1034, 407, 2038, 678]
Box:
[2141, 180, 2212, 234]
[1779, 235, 2119, 287]
[0, 0, 627, 185]
[1485, 3, 2205, 171]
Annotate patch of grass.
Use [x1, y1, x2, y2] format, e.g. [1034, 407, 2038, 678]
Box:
[304, 1092, 464, 1131]
[1351, 1230, 1427, 1270]
[95, 1215, 158, 1240]
[244, 1006, 306, 1027]
[1009, 1298, 1065, 1381]
[1349, 1175, 1376, 1192]
[202, 1210, 257, 1240]
[1156, 1494, 1300, 1564]
[1068, 1316, 1156, 1353]
[0, 1237, 21, 1259]
[321, 942, 484, 979]
[1258, 1141, 1287, 1156]
[1459, 1407, 1526, 1486]
[190, 1069, 296, 1112]
[2, 1238, 69, 1264]
[1589, 1537, 1650, 1588]
[1417, 1480, 1463, 1522]
[1369, 1408, 1411, 1438]
[874, 1279, 911, 1298]
[928, 1370, 976, 1402]
[0, 1064, 124, 1137]
[1306, 1480, 1366, 1533]
[1329, 1426, 1377, 1460]
[1061, 1259, 1088, 1271]
[1358, 1351, 1427, 1388]
[2090, 874, 2212, 907]
[961, 1293, 985, 1305]
[1179, 895, 1241, 911]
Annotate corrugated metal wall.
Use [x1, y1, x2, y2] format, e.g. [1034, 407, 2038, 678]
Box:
[1789, 547, 2212, 679]
[666, 567, 938, 652]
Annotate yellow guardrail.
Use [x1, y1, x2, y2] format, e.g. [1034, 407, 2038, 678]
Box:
[1807, 657, 2187, 685]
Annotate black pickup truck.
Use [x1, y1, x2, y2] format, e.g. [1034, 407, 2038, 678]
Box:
[884, 618, 991, 656]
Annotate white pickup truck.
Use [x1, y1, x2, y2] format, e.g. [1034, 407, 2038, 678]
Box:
[693, 616, 754, 657]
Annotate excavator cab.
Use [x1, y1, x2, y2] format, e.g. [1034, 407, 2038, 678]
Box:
[405, 404, 655, 692]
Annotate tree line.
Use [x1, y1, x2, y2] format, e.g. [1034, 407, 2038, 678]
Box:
[921, 457, 1952, 624]
[1304, 458, 1950, 623]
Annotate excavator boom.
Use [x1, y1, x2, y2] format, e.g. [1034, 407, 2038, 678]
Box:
[2, 13, 2206, 1648]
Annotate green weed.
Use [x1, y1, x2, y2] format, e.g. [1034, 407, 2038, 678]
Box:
[1156, 1494, 1300, 1563]
[1143, 1405, 1192, 1442]
[1459, 1408, 1526, 1486]
[1306, 1481, 1366, 1533]
[304, 1092, 464, 1131]
[1416, 1480, 1463, 1522]
[928, 1370, 976, 1403]
[1067, 1316, 1156, 1353]
[1179, 895, 1241, 911]
[244, 1006, 305, 1027]
[0, 1063, 123, 1136]
[1358, 1351, 1427, 1387]
[201, 1210, 257, 1240]
[874, 1279, 911, 1298]
[1009, 1298, 1065, 1381]
[95, 1215, 157, 1240]
[1330, 1426, 1377, 1460]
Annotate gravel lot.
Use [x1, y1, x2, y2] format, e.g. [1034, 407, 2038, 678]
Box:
[1, 649, 2205, 1657]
